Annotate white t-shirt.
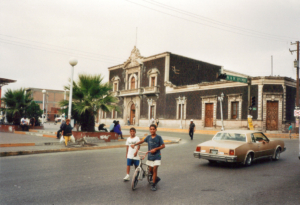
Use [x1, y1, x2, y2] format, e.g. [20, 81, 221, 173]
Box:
[126, 136, 140, 160]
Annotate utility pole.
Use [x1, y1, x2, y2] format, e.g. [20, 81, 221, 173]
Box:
[289, 41, 300, 160]
[290, 41, 299, 106]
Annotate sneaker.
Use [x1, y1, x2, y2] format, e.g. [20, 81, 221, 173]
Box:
[123, 174, 130, 181]
[151, 184, 157, 191]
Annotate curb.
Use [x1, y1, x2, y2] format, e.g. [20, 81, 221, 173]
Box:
[0, 140, 179, 157]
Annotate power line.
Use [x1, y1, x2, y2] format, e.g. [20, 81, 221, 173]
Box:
[0, 39, 121, 64]
[144, 0, 297, 40]
[125, 0, 291, 42]
[0, 34, 124, 61]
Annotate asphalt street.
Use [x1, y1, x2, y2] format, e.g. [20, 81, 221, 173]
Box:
[0, 130, 299, 205]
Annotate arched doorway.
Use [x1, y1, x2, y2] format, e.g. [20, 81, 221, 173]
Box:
[130, 104, 135, 125]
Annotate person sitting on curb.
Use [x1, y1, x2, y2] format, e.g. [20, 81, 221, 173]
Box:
[113, 121, 124, 139]
[98, 123, 108, 132]
[61, 119, 73, 147]
[20, 116, 29, 131]
[109, 120, 116, 132]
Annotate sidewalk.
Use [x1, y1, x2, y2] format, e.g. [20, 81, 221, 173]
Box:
[0, 125, 181, 157]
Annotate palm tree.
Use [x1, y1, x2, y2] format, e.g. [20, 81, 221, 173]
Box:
[60, 74, 119, 132]
[0, 88, 33, 125]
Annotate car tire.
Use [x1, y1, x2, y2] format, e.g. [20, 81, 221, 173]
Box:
[245, 154, 253, 166]
[208, 160, 216, 164]
[273, 148, 280, 161]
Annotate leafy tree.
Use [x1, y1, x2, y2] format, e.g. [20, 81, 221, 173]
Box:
[0, 88, 33, 125]
[60, 74, 119, 132]
[25, 101, 43, 124]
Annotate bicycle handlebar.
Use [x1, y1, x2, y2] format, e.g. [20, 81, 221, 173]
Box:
[137, 151, 149, 160]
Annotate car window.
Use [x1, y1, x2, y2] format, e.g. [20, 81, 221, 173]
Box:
[252, 133, 269, 142]
[251, 134, 256, 143]
[213, 132, 247, 142]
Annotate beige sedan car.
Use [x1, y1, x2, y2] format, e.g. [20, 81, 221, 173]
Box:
[194, 130, 286, 166]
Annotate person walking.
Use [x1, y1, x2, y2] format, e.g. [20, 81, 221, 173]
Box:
[56, 119, 66, 139]
[127, 117, 130, 125]
[61, 119, 73, 147]
[113, 121, 124, 139]
[123, 127, 140, 181]
[131, 124, 165, 191]
[288, 123, 293, 139]
[189, 119, 195, 140]
[156, 119, 159, 127]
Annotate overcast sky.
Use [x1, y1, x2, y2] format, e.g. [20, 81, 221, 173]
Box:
[1, 0, 299, 96]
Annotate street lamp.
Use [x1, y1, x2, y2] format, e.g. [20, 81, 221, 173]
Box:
[42, 89, 46, 124]
[218, 92, 225, 131]
[68, 57, 78, 120]
[178, 96, 186, 129]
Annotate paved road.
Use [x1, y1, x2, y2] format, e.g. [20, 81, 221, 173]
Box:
[0, 131, 299, 205]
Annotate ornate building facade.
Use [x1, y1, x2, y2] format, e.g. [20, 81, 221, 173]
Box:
[99, 47, 296, 132]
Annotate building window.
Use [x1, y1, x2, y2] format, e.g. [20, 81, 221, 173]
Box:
[131, 77, 136, 90]
[178, 104, 184, 119]
[231, 102, 239, 119]
[150, 105, 155, 119]
[151, 77, 155, 87]
[113, 83, 117, 92]
[176, 97, 187, 120]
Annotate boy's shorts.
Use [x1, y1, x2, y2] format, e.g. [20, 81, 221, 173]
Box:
[146, 160, 161, 167]
[127, 158, 139, 166]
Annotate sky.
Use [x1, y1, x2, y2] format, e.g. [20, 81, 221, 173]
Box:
[1, 0, 299, 96]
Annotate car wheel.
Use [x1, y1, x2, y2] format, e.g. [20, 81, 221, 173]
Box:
[273, 148, 280, 161]
[208, 160, 216, 164]
[245, 154, 253, 166]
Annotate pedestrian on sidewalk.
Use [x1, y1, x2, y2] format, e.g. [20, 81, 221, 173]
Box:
[61, 119, 73, 147]
[288, 123, 293, 139]
[113, 121, 124, 139]
[127, 117, 130, 125]
[124, 127, 140, 181]
[56, 119, 66, 139]
[189, 119, 195, 140]
[131, 124, 165, 191]
[156, 119, 159, 127]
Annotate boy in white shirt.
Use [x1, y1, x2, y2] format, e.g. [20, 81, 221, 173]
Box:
[124, 127, 140, 181]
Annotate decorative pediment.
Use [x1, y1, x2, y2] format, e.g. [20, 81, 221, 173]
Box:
[164, 81, 176, 88]
[111, 76, 120, 82]
[123, 46, 144, 69]
[147, 68, 160, 77]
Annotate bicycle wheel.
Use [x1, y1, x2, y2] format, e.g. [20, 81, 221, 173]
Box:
[131, 169, 140, 190]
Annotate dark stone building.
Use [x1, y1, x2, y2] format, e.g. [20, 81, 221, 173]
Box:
[99, 47, 296, 132]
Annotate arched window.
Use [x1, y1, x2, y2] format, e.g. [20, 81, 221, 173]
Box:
[131, 77, 136, 89]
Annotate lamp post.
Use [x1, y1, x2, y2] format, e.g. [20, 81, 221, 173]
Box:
[68, 57, 78, 120]
[178, 96, 185, 129]
[42, 89, 46, 124]
[218, 92, 225, 131]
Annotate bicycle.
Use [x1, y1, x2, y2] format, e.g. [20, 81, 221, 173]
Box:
[131, 151, 153, 190]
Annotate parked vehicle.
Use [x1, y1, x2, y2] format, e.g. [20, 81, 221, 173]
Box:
[194, 130, 286, 166]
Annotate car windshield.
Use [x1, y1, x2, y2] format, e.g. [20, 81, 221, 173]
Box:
[213, 132, 247, 142]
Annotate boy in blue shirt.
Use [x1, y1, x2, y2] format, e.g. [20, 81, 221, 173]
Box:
[131, 124, 165, 191]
